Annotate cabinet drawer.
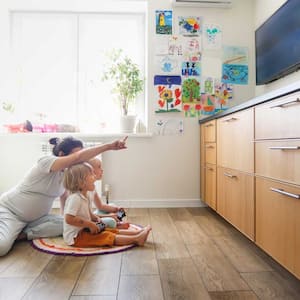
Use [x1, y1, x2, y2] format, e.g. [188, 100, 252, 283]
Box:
[200, 165, 205, 201]
[255, 140, 300, 185]
[203, 120, 216, 142]
[217, 108, 254, 173]
[255, 91, 300, 139]
[205, 164, 216, 210]
[205, 142, 216, 164]
[256, 177, 300, 277]
[200, 125, 205, 166]
[217, 167, 254, 240]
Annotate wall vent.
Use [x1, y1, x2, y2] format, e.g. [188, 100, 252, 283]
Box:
[172, 0, 232, 8]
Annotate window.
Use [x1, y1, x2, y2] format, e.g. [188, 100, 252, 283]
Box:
[8, 6, 146, 133]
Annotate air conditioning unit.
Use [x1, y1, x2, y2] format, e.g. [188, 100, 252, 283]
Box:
[172, 0, 232, 8]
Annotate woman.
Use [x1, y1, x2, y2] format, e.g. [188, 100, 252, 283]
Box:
[0, 136, 127, 256]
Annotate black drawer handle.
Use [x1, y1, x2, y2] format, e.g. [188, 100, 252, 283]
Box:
[207, 167, 214, 171]
[270, 187, 300, 199]
[222, 117, 238, 122]
[270, 98, 300, 109]
[224, 172, 237, 178]
[269, 146, 300, 150]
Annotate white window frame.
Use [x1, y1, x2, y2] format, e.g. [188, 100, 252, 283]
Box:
[4, 1, 147, 134]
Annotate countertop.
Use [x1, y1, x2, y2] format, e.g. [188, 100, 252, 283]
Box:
[198, 81, 300, 124]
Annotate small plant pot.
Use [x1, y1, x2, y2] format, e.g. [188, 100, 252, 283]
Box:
[120, 115, 137, 133]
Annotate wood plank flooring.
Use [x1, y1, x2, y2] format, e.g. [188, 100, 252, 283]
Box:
[1, 207, 300, 300]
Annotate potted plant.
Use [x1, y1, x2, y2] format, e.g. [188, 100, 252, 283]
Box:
[101, 48, 144, 133]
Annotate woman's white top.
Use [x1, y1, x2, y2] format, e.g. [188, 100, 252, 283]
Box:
[0, 156, 64, 222]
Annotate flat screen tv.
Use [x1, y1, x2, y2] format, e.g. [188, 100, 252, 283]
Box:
[255, 0, 300, 85]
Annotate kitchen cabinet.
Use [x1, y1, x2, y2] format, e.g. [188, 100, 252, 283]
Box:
[199, 85, 300, 279]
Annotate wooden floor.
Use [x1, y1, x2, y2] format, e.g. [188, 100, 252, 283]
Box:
[1, 207, 300, 300]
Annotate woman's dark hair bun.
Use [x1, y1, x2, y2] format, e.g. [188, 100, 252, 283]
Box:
[49, 137, 60, 146]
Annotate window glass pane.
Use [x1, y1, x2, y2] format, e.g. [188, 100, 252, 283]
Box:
[11, 13, 78, 126]
[78, 13, 145, 132]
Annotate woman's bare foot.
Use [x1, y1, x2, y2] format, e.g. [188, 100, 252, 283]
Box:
[16, 232, 27, 241]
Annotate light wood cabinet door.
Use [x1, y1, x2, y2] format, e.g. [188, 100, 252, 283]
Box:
[205, 142, 216, 164]
[203, 120, 216, 142]
[255, 140, 300, 185]
[200, 125, 205, 166]
[217, 167, 254, 240]
[256, 177, 300, 277]
[200, 122, 217, 208]
[296, 199, 300, 279]
[200, 165, 205, 201]
[255, 91, 300, 140]
[205, 164, 216, 210]
[217, 108, 254, 173]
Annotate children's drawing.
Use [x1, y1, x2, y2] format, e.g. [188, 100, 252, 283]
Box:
[154, 75, 182, 113]
[168, 36, 183, 56]
[155, 55, 180, 74]
[222, 64, 248, 85]
[203, 24, 222, 49]
[156, 10, 172, 35]
[200, 94, 217, 115]
[178, 16, 201, 36]
[181, 61, 201, 76]
[181, 77, 201, 117]
[182, 37, 202, 62]
[223, 46, 248, 65]
[202, 77, 214, 94]
[155, 118, 184, 135]
[214, 80, 233, 111]
[182, 77, 201, 103]
[182, 103, 202, 117]
[222, 46, 248, 84]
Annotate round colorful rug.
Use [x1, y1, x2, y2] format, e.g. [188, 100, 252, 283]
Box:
[31, 224, 140, 256]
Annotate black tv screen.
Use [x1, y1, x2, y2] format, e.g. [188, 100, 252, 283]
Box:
[255, 0, 300, 85]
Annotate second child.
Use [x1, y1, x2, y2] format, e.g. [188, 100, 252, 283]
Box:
[88, 157, 129, 229]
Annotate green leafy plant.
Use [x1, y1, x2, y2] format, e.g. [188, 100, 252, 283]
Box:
[101, 49, 144, 116]
[2, 101, 15, 113]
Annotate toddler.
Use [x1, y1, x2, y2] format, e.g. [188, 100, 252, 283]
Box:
[63, 162, 151, 248]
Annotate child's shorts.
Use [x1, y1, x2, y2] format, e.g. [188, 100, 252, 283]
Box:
[73, 228, 118, 248]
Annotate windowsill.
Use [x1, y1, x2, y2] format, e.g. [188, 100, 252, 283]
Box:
[0, 131, 153, 139]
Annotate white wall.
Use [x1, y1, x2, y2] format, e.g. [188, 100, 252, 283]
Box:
[254, 0, 300, 96]
[0, 0, 255, 207]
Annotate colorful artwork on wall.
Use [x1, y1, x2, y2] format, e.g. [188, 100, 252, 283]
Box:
[214, 80, 233, 111]
[222, 46, 248, 84]
[181, 61, 201, 76]
[178, 16, 201, 36]
[155, 55, 180, 74]
[181, 77, 201, 117]
[222, 64, 248, 85]
[155, 118, 184, 135]
[168, 35, 183, 56]
[202, 77, 214, 94]
[182, 37, 202, 62]
[156, 10, 173, 35]
[154, 75, 182, 113]
[203, 23, 222, 49]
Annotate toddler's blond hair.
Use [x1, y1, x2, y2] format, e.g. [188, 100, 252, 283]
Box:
[63, 162, 93, 193]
